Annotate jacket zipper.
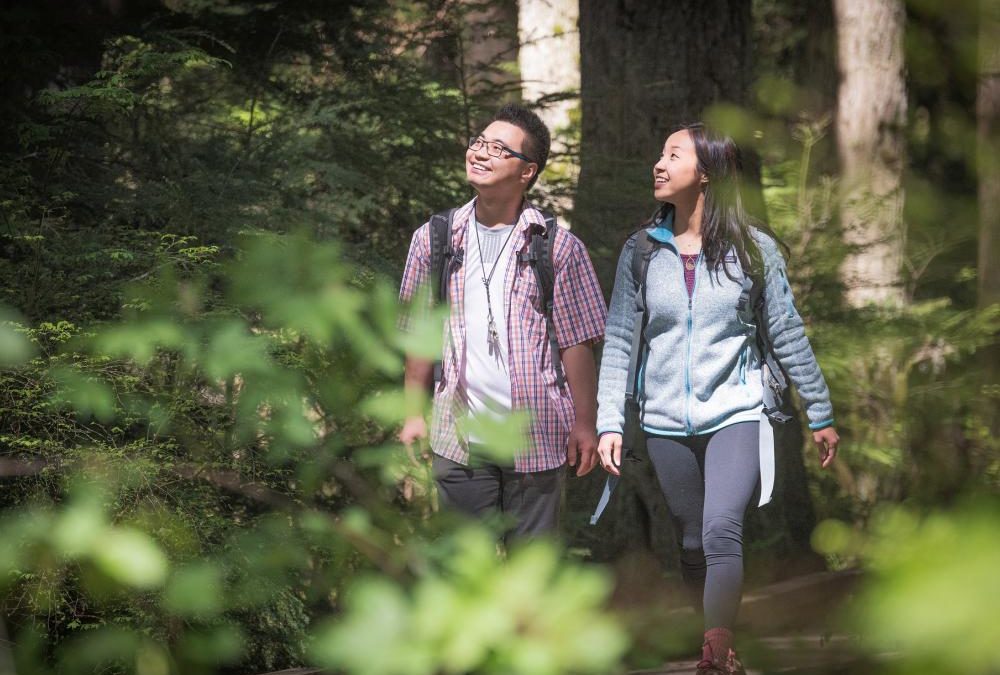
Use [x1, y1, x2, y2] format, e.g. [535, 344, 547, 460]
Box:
[683, 252, 702, 435]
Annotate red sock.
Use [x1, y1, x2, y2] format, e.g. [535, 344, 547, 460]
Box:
[703, 627, 734, 663]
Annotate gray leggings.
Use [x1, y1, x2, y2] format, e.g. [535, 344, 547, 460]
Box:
[645, 421, 760, 630]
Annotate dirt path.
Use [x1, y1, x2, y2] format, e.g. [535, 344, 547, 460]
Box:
[633, 569, 879, 674]
[256, 570, 873, 675]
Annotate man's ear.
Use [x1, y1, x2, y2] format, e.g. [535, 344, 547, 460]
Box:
[522, 163, 538, 184]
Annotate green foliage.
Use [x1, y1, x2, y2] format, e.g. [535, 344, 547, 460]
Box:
[0, 2, 633, 673]
[0, 222, 626, 673]
[814, 497, 1000, 674]
[0, 309, 35, 367]
[722, 77, 1000, 525]
[313, 528, 627, 675]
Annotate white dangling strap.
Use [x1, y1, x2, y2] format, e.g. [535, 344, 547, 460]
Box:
[758, 412, 776, 507]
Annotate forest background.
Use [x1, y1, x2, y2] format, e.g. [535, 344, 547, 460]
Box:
[0, 0, 998, 673]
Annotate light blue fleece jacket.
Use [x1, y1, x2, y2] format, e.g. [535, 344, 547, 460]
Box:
[596, 221, 834, 439]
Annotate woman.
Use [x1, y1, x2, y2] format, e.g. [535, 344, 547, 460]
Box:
[595, 124, 839, 674]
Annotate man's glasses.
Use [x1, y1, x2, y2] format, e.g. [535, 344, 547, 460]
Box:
[468, 136, 534, 163]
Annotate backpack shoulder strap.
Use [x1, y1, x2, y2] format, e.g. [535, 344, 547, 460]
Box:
[630, 228, 658, 290]
[427, 208, 458, 388]
[533, 210, 558, 308]
[428, 208, 456, 305]
[625, 229, 659, 402]
[521, 211, 566, 388]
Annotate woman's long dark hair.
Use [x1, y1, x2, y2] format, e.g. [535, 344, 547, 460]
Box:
[650, 123, 787, 281]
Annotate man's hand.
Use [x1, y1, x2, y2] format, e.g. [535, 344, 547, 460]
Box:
[597, 432, 622, 476]
[559, 343, 599, 476]
[399, 416, 429, 450]
[812, 426, 839, 469]
[400, 355, 433, 454]
[567, 421, 599, 476]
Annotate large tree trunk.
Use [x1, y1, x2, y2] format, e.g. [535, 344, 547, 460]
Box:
[576, 0, 753, 284]
[459, 0, 521, 133]
[797, 1, 838, 119]
[980, 0, 1000, 310]
[979, 0, 1000, 441]
[834, 0, 907, 307]
[424, 1, 520, 140]
[574, 0, 754, 570]
[518, 0, 579, 143]
[571, 1, 821, 580]
[517, 0, 580, 214]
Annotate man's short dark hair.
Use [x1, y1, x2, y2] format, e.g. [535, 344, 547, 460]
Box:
[492, 103, 550, 190]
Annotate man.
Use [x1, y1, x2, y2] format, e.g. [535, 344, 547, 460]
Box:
[398, 104, 606, 541]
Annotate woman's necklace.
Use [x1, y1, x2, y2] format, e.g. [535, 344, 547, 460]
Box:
[677, 234, 702, 264]
[473, 220, 518, 357]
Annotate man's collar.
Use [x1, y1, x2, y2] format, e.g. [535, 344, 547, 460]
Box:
[516, 199, 546, 234]
[457, 196, 545, 235]
[451, 197, 478, 232]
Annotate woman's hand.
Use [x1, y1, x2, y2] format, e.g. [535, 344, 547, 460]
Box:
[597, 433, 623, 476]
[812, 427, 839, 469]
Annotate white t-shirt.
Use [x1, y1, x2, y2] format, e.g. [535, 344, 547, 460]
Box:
[462, 216, 517, 442]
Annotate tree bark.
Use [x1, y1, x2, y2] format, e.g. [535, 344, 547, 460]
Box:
[576, 0, 754, 285]
[978, 0, 1000, 441]
[979, 0, 1000, 309]
[426, 1, 521, 139]
[834, 0, 907, 307]
[517, 0, 580, 214]
[797, 0, 838, 119]
[573, 1, 822, 576]
[460, 0, 521, 104]
[518, 0, 579, 143]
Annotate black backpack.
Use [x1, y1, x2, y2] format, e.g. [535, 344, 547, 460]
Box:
[428, 208, 565, 388]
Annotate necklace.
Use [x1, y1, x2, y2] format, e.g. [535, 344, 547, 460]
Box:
[473, 220, 518, 357]
[684, 255, 697, 271]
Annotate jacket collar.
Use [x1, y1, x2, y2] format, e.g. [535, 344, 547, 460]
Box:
[647, 207, 675, 244]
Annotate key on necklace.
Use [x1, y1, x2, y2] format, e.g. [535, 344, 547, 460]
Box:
[487, 317, 500, 355]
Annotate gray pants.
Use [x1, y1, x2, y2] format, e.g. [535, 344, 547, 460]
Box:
[432, 449, 565, 544]
[645, 421, 760, 630]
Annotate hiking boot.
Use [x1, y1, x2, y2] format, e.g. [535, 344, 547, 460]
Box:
[696, 647, 746, 675]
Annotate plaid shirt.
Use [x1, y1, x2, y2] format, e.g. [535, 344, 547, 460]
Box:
[399, 197, 607, 472]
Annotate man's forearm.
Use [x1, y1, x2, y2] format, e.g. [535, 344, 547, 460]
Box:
[560, 343, 598, 426]
[403, 356, 435, 417]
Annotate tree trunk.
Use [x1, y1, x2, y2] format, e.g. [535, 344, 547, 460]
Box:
[572, 1, 821, 577]
[460, 0, 521, 122]
[425, 1, 521, 139]
[518, 0, 579, 143]
[576, 0, 754, 285]
[796, 0, 838, 119]
[834, 0, 907, 307]
[978, 0, 1000, 441]
[979, 0, 1000, 310]
[517, 0, 580, 214]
